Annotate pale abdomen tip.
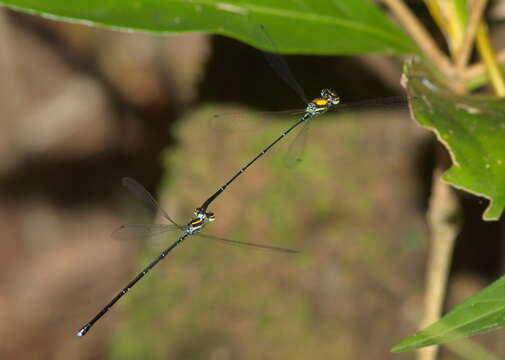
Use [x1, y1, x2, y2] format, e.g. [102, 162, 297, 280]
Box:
[76, 324, 91, 337]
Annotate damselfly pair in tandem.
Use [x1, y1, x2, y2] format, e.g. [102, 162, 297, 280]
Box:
[76, 25, 408, 337]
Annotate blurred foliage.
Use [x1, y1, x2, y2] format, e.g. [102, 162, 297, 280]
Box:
[406, 59, 505, 221]
[0, 0, 416, 54]
[392, 275, 505, 353]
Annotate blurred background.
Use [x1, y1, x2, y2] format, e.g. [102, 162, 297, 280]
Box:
[0, 5, 504, 360]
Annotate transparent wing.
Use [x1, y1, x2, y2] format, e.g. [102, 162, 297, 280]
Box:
[330, 95, 409, 114]
[283, 119, 311, 168]
[121, 177, 180, 227]
[255, 24, 308, 104]
[210, 108, 305, 133]
[281, 96, 409, 167]
[211, 96, 409, 131]
[111, 223, 182, 241]
[196, 233, 299, 253]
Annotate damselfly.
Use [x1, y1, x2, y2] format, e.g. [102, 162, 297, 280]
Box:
[76, 177, 296, 337]
[199, 25, 407, 213]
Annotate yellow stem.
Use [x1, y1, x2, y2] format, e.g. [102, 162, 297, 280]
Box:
[464, 47, 505, 80]
[455, 0, 489, 72]
[424, 0, 447, 32]
[475, 21, 505, 96]
[447, 0, 468, 59]
[424, 0, 465, 58]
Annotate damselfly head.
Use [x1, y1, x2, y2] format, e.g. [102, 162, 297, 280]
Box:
[321, 89, 340, 106]
[194, 208, 215, 222]
[195, 208, 205, 219]
[306, 89, 341, 116]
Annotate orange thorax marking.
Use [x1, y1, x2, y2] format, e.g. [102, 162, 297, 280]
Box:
[314, 98, 328, 107]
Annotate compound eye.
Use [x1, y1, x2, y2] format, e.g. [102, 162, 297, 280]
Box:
[208, 213, 216, 222]
[325, 90, 340, 104]
[321, 89, 337, 99]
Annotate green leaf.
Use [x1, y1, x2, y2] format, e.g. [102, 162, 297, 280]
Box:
[392, 275, 505, 352]
[0, 0, 417, 54]
[405, 59, 505, 221]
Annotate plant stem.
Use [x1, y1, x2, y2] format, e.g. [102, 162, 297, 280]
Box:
[464, 52, 505, 90]
[448, 0, 469, 58]
[474, 21, 505, 96]
[423, 0, 446, 33]
[464, 47, 505, 80]
[417, 168, 460, 360]
[382, 0, 454, 77]
[424, 0, 466, 59]
[455, 0, 489, 72]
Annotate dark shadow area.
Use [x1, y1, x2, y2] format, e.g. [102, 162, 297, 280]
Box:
[1, 151, 128, 207]
[198, 34, 401, 113]
[451, 193, 504, 280]
[402, 0, 450, 54]
[413, 135, 437, 212]
[412, 122, 503, 284]
[0, 147, 173, 210]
